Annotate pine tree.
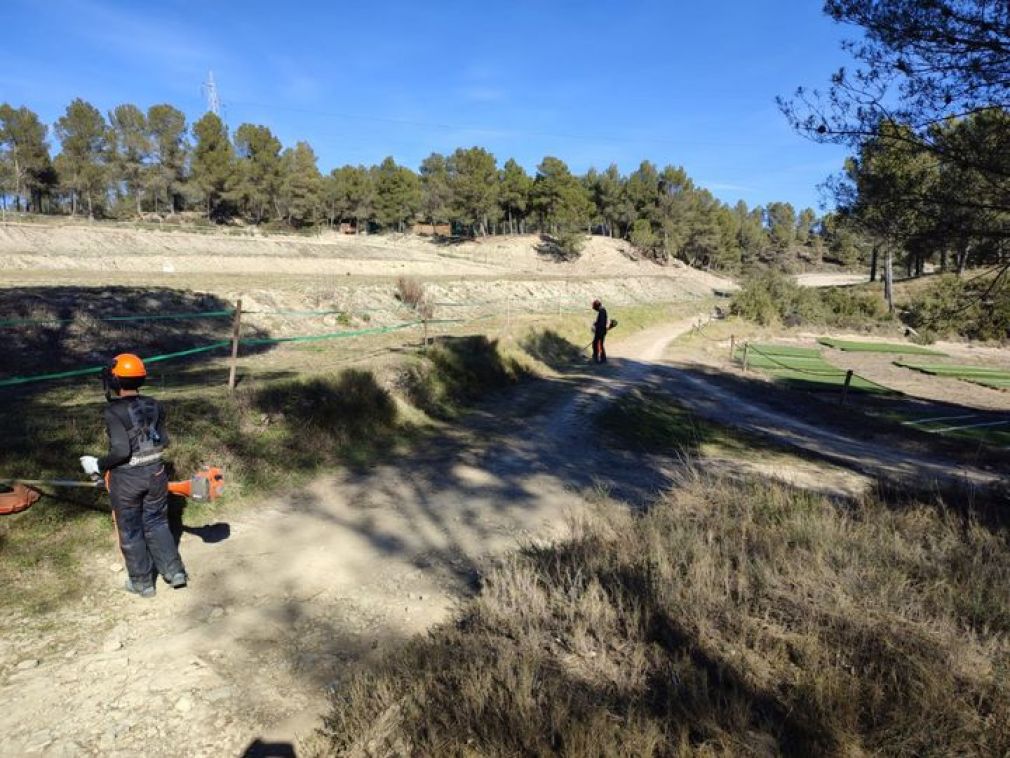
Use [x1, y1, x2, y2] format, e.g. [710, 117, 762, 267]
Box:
[419, 153, 451, 231]
[0, 104, 53, 213]
[325, 165, 374, 232]
[54, 98, 108, 218]
[108, 104, 150, 216]
[766, 201, 797, 252]
[232, 123, 282, 223]
[796, 207, 817, 244]
[145, 104, 188, 215]
[372, 156, 420, 231]
[733, 201, 769, 266]
[447, 146, 499, 236]
[498, 158, 532, 234]
[190, 112, 236, 221]
[587, 163, 625, 237]
[278, 141, 323, 227]
[532, 156, 592, 257]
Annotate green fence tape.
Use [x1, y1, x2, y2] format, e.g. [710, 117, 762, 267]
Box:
[0, 310, 505, 389]
[0, 365, 105, 387]
[142, 341, 233, 363]
[243, 309, 345, 317]
[0, 341, 234, 388]
[240, 321, 421, 347]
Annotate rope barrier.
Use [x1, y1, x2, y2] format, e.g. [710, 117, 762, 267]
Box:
[690, 315, 731, 343]
[0, 297, 635, 389]
[0, 341, 233, 388]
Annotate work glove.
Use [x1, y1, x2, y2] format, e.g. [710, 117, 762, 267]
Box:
[80, 455, 100, 477]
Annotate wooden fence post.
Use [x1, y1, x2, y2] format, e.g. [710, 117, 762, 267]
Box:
[742, 342, 750, 372]
[227, 299, 242, 391]
[729, 334, 736, 362]
[840, 369, 854, 405]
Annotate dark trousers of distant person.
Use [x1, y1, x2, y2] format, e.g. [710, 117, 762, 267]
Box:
[592, 332, 607, 364]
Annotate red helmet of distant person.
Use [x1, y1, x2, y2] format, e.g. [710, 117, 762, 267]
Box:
[592, 299, 602, 310]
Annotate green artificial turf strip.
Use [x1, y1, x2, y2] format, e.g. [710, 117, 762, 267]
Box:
[818, 338, 946, 356]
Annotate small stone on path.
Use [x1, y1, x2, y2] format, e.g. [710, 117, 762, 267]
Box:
[16, 658, 39, 670]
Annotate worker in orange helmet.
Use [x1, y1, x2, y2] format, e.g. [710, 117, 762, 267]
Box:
[80, 353, 188, 598]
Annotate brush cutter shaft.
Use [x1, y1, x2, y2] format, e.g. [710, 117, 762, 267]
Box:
[0, 478, 102, 488]
[1, 466, 224, 516]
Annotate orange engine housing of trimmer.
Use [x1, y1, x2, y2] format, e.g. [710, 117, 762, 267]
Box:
[168, 466, 225, 501]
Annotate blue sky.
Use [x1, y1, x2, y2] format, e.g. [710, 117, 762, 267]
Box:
[3, 0, 855, 211]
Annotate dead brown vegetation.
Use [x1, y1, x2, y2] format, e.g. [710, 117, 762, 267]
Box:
[319, 471, 1010, 756]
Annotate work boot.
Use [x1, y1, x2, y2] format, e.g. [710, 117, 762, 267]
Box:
[165, 572, 188, 589]
[124, 578, 156, 598]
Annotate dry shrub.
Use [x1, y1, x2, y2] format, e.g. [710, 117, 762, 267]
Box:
[319, 471, 1010, 756]
[395, 276, 433, 319]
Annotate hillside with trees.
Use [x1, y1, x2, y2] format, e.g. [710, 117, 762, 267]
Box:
[782, 0, 1010, 338]
[1, 100, 857, 272]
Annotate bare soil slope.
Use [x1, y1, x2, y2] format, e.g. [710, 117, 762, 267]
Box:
[0, 223, 728, 289]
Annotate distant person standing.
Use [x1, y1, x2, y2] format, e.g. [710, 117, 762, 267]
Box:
[591, 299, 608, 364]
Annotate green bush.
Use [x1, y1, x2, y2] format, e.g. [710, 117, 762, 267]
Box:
[731, 270, 886, 329]
[905, 273, 1010, 342]
[404, 335, 525, 418]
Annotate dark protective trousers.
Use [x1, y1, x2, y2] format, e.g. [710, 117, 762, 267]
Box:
[592, 332, 607, 363]
[109, 464, 186, 588]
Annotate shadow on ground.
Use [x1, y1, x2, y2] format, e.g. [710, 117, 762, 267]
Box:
[0, 285, 275, 400]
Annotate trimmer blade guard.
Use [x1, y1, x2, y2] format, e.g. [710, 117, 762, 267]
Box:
[168, 466, 225, 501]
[0, 484, 42, 516]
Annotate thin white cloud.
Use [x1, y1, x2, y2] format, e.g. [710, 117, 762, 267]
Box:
[458, 85, 507, 103]
[44, 0, 221, 78]
[705, 181, 757, 193]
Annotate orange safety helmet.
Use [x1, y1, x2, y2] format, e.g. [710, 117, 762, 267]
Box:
[103, 353, 147, 399]
[111, 353, 147, 378]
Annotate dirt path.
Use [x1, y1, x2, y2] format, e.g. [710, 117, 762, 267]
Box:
[794, 272, 870, 287]
[0, 317, 999, 757]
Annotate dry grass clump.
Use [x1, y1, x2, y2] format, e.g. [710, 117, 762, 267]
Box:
[319, 471, 1010, 756]
[395, 276, 433, 320]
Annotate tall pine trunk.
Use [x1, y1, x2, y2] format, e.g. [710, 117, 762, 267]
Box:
[884, 249, 894, 314]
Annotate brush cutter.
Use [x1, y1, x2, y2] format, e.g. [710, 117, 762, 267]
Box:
[0, 466, 225, 516]
[582, 319, 619, 352]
